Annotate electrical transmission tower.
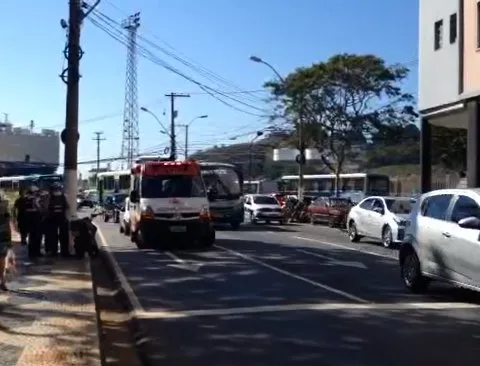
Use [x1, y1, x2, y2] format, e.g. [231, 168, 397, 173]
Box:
[120, 12, 140, 167]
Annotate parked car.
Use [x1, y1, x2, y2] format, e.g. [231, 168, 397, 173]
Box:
[309, 197, 353, 227]
[400, 189, 480, 294]
[119, 197, 131, 235]
[347, 196, 412, 248]
[244, 194, 285, 224]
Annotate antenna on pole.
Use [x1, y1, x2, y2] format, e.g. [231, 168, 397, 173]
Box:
[120, 12, 140, 168]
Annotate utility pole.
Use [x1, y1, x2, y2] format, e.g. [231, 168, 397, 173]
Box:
[93, 131, 106, 186]
[60, 0, 99, 218]
[177, 124, 189, 159]
[165, 93, 190, 160]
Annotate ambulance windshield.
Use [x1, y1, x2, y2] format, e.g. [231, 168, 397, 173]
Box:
[141, 175, 206, 198]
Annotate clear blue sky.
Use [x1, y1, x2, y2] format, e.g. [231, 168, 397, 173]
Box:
[0, 0, 418, 175]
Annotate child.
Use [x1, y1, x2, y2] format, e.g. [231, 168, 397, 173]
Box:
[0, 195, 14, 291]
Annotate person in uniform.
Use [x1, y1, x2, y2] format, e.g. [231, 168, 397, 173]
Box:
[0, 192, 13, 290]
[24, 185, 43, 259]
[13, 189, 28, 245]
[45, 182, 69, 257]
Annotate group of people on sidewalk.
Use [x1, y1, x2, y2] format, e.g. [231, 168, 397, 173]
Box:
[0, 182, 70, 290]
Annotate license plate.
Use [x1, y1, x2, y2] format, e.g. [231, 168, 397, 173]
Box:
[169, 226, 187, 233]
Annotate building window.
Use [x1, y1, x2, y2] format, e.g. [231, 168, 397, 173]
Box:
[450, 13, 457, 44]
[477, 1, 480, 48]
[434, 19, 443, 50]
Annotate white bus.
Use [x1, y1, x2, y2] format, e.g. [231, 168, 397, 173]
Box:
[279, 173, 390, 201]
[97, 170, 130, 201]
[243, 179, 277, 194]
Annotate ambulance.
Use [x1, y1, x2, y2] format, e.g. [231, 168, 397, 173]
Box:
[128, 159, 215, 249]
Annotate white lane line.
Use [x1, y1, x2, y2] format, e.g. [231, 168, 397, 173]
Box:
[292, 235, 397, 260]
[296, 248, 368, 269]
[95, 225, 146, 315]
[213, 244, 369, 304]
[138, 301, 480, 319]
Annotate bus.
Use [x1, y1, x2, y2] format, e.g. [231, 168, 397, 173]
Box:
[243, 179, 277, 194]
[96, 170, 130, 202]
[198, 162, 244, 229]
[278, 173, 390, 201]
[0, 173, 63, 193]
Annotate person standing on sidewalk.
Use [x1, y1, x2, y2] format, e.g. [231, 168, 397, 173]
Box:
[0, 193, 13, 290]
[24, 185, 43, 259]
[45, 183, 70, 257]
[13, 189, 28, 245]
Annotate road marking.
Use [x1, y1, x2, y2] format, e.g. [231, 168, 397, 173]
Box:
[296, 248, 368, 269]
[292, 235, 397, 260]
[138, 301, 480, 319]
[95, 225, 146, 315]
[165, 251, 203, 272]
[214, 244, 369, 304]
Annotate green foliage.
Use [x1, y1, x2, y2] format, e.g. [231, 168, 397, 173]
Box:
[265, 53, 417, 180]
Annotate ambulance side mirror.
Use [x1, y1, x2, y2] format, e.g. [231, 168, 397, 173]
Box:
[130, 190, 139, 203]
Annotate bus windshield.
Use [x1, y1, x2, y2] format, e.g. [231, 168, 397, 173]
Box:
[140, 175, 206, 198]
[201, 167, 242, 199]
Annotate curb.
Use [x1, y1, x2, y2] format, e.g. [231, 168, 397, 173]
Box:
[93, 225, 156, 366]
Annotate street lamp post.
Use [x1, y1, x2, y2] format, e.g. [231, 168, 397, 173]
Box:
[178, 114, 208, 159]
[250, 55, 305, 200]
[140, 106, 171, 136]
[249, 131, 263, 182]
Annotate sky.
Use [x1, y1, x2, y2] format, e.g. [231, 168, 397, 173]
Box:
[0, 0, 419, 176]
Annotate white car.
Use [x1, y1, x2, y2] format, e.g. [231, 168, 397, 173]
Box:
[244, 194, 285, 224]
[346, 196, 412, 248]
[119, 197, 131, 235]
[400, 189, 480, 293]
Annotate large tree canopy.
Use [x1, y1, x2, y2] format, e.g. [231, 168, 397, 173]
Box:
[265, 53, 417, 190]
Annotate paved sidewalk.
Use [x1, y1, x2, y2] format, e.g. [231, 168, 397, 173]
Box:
[0, 237, 101, 366]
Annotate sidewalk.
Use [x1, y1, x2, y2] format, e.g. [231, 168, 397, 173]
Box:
[0, 234, 101, 366]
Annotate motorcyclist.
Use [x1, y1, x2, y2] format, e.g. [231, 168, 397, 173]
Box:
[45, 182, 69, 257]
[24, 185, 43, 259]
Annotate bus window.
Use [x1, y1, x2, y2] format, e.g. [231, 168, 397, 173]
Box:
[119, 175, 130, 191]
[367, 176, 390, 195]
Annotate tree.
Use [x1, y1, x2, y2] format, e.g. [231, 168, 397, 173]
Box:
[431, 126, 466, 172]
[265, 53, 417, 193]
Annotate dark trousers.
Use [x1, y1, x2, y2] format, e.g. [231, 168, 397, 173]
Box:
[27, 219, 42, 258]
[17, 216, 28, 244]
[45, 217, 69, 256]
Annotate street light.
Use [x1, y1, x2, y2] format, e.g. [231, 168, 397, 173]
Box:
[250, 55, 304, 200]
[179, 114, 208, 159]
[140, 106, 170, 136]
[249, 131, 263, 182]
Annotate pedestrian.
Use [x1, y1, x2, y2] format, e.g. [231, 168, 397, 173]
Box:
[0, 193, 13, 290]
[13, 189, 28, 245]
[45, 182, 70, 257]
[24, 185, 43, 259]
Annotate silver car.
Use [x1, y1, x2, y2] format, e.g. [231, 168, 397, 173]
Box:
[400, 189, 480, 293]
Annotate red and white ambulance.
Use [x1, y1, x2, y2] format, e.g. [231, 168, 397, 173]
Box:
[128, 159, 215, 249]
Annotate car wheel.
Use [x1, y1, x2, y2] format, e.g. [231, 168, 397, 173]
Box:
[382, 225, 393, 248]
[119, 225, 124, 233]
[124, 224, 131, 236]
[401, 250, 429, 293]
[348, 221, 360, 242]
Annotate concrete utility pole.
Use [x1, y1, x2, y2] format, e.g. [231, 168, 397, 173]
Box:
[178, 114, 208, 159]
[165, 93, 190, 160]
[93, 131, 106, 186]
[60, 0, 100, 218]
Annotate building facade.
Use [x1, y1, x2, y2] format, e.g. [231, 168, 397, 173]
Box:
[0, 123, 59, 177]
[419, 0, 480, 190]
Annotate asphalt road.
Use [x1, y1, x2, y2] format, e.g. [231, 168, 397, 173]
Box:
[95, 220, 480, 366]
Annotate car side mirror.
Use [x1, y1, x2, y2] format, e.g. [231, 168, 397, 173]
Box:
[373, 207, 384, 215]
[207, 189, 216, 202]
[458, 216, 480, 230]
[129, 190, 139, 203]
